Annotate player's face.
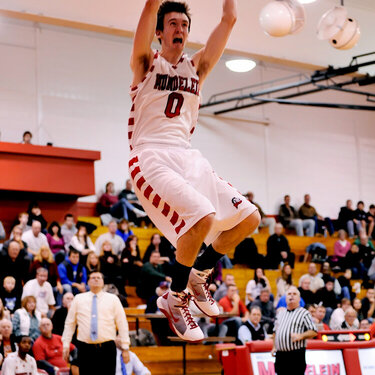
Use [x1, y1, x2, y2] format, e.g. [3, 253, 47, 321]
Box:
[159, 12, 189, 52]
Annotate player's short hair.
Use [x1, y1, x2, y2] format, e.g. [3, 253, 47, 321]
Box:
[156, 1, 191, 34]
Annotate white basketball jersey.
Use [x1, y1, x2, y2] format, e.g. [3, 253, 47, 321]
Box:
[128, 51, 200, 150]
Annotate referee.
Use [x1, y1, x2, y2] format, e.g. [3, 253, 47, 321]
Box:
[272, 286, 317, 375]
[62, 272, 130, 375]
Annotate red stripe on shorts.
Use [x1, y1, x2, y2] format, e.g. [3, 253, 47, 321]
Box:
[152, 194, 161, 208]
[131, 166, 140, 179]
[128, 118, 134, 125]
[129, 157, 138, 168]
[175, 220, 186, 234]
[170, 211, 179, 226]
[128, 132, 133, 140]
[131, 104, 135, 111]
[162, 203, 170, 217]
[136, 177, 146, 190]
[144, 185, 153, 199]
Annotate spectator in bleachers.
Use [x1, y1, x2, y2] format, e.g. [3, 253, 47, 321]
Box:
[2, 226, 29, 259]
[338, 199, 357, 238]
[298, 277, 315, 306]
[70, 223, 95, 258]
[266, 223, 295, 269]
[22, 268, 55, 317]
[238, 305, 266, 344]
[361, 288, 375, 320]
[0, 220, 5, 240]
[317, 262, 341, 297]
[0, 277, 21, 317]
[142, 233, 175, 265]
[245, 192, 276, 235]
[27, 201, 47, 231]
[360, 319, 370, 330]
[312, 305, 330, 331]
[121, 235, 143, 287]
[116, 219, 134, 243]
[279, 195, 315, 237]
[61, 213, 77, 251]
[0, 241, 30, 292]
[298, 263, 324, 293]
[245, 268, 271, 306]
[21, 130, 32, 144]
[46, 221, 65, 260]
[219, 284, 249, 339]
[22, 221, 49, 257]
[340, 308, 359, 330]
[354, 201, 368, 234]
[98, 181, 146, 222]
[0, 319, 17, 361]
[85, 251, 101, 277]
[251, 288, 275, 333]
[14, 212, 31, 235]
[52, 293, 74, 336]
[58, 248, 87, 296]
[338, 269, 355, 301]
[299, 194, 334, 236]
[355, 232, 375, 272]
[315, 277, 338, 323]
[29, 246, 64, 306]
[99, 241, 122, 290]
[329, 298, 353, 330]
[0, 299, 10, 321]
[275, 264, 293, 306]
[33, 317, 79, 375]
[12, 296, 41, 342]
[214, 274, 235, 302]
[137, 251, 171, 301]
[331, 230, 351, 269]
[95, 220, 125, 257]
[367, 204, 375, 239]
[2, 335, 37, 374]
[353, 298, 365, 322]
[344, 243, 366, 279]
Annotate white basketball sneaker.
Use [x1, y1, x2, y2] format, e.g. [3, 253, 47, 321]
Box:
[157, 290, 204, 342]
[187, 268, 220, 317]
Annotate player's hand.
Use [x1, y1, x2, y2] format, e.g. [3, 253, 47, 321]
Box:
[280, 251, 288, 259]
[165, 276, 172, 283]
[63, 347, 70, 363]
[232, 293, 240, 304]
[122, 349, 130, 363]
[291, 333, 303, 342]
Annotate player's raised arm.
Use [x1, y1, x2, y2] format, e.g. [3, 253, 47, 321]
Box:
[192, 0, 237, 85]
[130, 0, 162, 85]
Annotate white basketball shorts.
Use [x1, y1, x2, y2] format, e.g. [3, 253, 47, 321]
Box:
[128, 145, 257, 248]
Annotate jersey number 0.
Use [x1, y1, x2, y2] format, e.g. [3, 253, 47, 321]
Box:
[165, 92, 184, 118]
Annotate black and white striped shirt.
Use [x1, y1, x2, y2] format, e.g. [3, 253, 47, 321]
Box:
[274, 307, 317, 352]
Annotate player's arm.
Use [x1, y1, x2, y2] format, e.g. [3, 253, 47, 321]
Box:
[192, 0, 237, 85]
[130, 0, 162, 86]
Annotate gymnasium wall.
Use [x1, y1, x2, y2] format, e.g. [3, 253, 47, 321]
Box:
[0, 18, 375, 217]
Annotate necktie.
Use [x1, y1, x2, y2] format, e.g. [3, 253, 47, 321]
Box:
[121, 354, 128, 375]
[90, 294, 98, 341]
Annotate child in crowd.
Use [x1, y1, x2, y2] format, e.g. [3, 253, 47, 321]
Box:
[0, 277, 21, 317]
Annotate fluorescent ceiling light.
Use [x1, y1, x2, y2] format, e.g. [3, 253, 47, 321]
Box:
[297, 0, 317, 4]
[225, 59, 256, 73]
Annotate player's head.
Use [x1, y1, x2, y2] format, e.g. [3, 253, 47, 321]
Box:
[156, 1, 191, 47]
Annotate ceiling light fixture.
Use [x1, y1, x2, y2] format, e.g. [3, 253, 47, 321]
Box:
[225, 59, 256, 73]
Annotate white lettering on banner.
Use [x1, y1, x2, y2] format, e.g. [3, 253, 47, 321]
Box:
[250, 350, 346, 375]
[358, 348, 375, 375]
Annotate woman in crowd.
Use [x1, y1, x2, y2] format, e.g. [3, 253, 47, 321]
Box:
[332, 230, 352, 269]
[121, 235, 143, 286]
[29, 246, 64, 306]
[99, 241, 122, 290]
[245, 268, 271, 306]
[12, 296, 41, 341]
[70, 223, 95, 263]
[353, 297, 365, 322]
[298, 277, 315, 306]
[116, 219, 134, 243]
[142, 233, 175, 265]
[27, 201, 47, 231]
[85, 251, 101, 275]
[276, 263, 293, 305]
[46, 221, 65, 259]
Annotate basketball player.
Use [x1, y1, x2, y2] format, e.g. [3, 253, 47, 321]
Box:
[129, 0, 261, 342]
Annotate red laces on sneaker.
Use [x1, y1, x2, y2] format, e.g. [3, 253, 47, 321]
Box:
[175, 292, 198, 330]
